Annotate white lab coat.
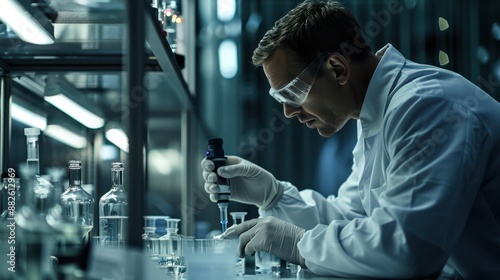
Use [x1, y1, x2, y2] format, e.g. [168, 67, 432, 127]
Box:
[260, 44, 500, 279]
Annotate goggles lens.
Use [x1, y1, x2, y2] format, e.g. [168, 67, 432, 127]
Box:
[269, 53, 326, 108]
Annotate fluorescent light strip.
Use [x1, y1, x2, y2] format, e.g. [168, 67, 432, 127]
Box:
[0, 0, 54, 45]
[44, 125, 87, 149]
[13, 76, 45, 96]
[105, 128, 129, 152]
[11, 102, 47, 130]
[44, 94, 105, 129]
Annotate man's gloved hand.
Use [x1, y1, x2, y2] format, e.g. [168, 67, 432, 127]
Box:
[201, 156, 283, 209]
[223, 216, 307, 268]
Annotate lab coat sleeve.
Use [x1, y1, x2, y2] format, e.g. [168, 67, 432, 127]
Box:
[258, 178, 366, 230]
[259, 122, 367, 230]
[297, 95, 487, 278]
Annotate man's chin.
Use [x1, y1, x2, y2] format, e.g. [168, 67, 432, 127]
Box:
[317, 127, 336, 137]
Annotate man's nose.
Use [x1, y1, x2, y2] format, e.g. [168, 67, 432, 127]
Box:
[283, 103, 301, 118]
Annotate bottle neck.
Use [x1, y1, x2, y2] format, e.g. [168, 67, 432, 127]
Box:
[68, 166, 82, 189]
[144, 227, 156, 234]
[26, 137, 40, 175]
[166, 228, 178, 234]
[111, 168, 123, 189]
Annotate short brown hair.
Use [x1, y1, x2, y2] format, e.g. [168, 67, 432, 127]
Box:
[252, 0, 372, 67]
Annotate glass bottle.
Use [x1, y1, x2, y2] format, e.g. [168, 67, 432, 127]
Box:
[230, 212, 247, 276]
[24, 127, 56, 215]
[16, 155, 58, 280]
[143, 216, 161, 261]
[158, 218, 184, 275]
[60, 160, 94, 239]
[99, 162, 128, 243]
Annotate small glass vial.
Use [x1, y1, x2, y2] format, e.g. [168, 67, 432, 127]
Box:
[230, 212, 247, 276]
[143, 216, 161, 261]
[99, 162, 128, 244]
[60, 160, 94, 239]
[158, 218, 185, 276]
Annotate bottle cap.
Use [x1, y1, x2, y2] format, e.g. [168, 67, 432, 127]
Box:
[68, 160, 82, 169]
[111, 162, 124, 169]
[24, 127, 40, 137]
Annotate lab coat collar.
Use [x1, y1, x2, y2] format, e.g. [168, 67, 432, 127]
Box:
[359, 43, 406, 138]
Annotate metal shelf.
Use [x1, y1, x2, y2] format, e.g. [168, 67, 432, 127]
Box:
[0, 0, 195, 250]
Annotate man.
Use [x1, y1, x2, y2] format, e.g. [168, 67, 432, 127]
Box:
[201, 0, 500, 278]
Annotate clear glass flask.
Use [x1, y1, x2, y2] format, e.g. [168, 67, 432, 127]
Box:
[230, 212, 247, 276]
[60, 160, 94, 239]
[158, 218, 185, 275]
[99, 162, 128, 244]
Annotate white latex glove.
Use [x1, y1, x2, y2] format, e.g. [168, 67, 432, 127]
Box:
[201, 156, 283, 209]
[223, 216, 307, 268]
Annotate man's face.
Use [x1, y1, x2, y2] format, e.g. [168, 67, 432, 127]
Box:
[263, 48, 357, 137]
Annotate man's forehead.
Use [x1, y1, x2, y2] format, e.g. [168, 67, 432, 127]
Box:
[263, 48, 301, 89]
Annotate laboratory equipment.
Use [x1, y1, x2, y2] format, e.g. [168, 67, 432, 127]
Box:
[230, 211, 247, 276]
[60, 160, 94, 239]
[205, 138, 230, 233]
[255, 251, 281, 275]
[230, 211, 247, 226]
[158, 218, 185, 275]
[143, 216, 162, 261]
[153, 215, 170, 236]
[1, 173, 20, 219]
[24, 127, 56, 215]
[18, 128, 57, 279]
[185, 238, 237, 279]
[46, 167, 66, 202]
[285, 262, 302, 277]
[99, 162, 128, 243]
[15, 128, 83, 280]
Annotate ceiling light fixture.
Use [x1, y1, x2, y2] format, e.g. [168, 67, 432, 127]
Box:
[105, 127, 129, 153]
[44, 124, 87, 149]
[0, 0, 55, 45]
[44, 75, 105, 129]
[11, 101, 47, 130]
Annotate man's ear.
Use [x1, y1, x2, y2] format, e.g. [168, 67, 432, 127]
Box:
[327, 53, 350, 86]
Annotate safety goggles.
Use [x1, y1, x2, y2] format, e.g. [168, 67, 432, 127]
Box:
[268, 53, 328, 108]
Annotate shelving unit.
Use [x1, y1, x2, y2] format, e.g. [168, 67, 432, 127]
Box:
[0, 0, 198, 250]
